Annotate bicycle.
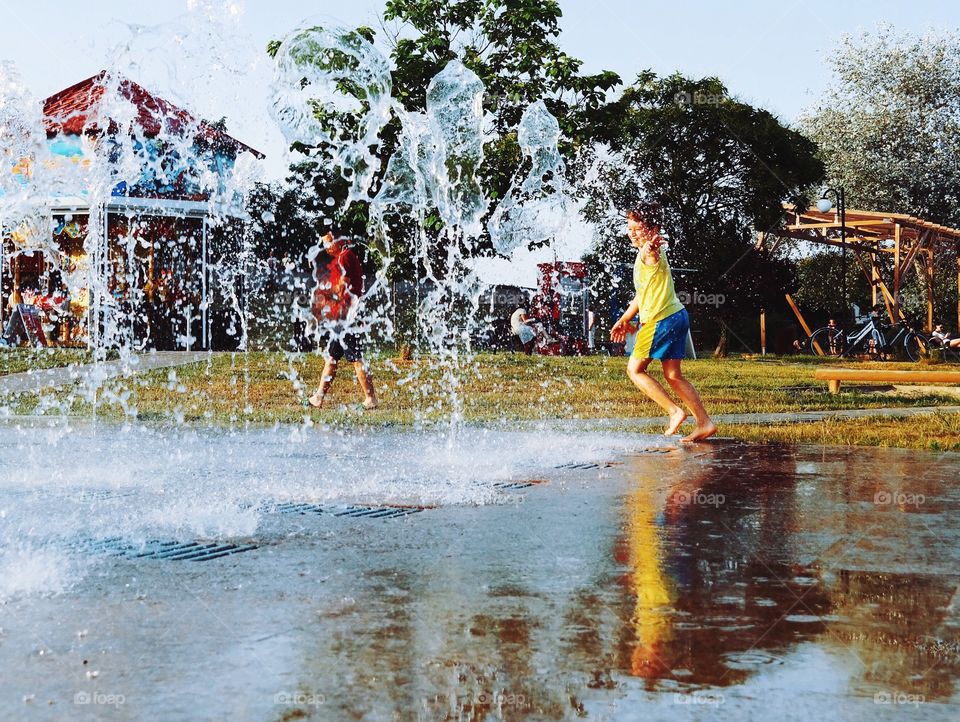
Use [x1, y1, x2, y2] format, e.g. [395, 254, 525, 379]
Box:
[875, 319, 923, 362]
[807, 314, 922, 361]
[808, 315, 883, 358]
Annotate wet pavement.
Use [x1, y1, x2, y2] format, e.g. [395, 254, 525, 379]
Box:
[1, 439, 959, 720]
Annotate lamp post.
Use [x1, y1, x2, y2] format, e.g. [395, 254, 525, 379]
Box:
[817, 187, 847, 323]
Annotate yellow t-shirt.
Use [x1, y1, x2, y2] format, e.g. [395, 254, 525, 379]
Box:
[634, 250, 684, 325]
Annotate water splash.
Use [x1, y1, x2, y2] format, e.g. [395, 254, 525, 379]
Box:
[488, 100, 572, 254]
[270, 23, 393, 204]
[424, 60, 488, 236]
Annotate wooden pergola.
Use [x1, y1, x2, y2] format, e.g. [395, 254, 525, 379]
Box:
[759, 204, 960, 332]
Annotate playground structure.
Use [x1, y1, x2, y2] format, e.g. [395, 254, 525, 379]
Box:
[1, 72, 263, 350]
[763, 204, 960, 337]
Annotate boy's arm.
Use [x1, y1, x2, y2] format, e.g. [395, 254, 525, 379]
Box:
[641, 238, 662, 266]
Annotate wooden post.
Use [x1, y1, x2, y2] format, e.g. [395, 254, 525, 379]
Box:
[785, 293, 823, 355]
[853, 250, 894, 322]
[760, 309, 766, 355]
[893, 223, 901, 320]
[957, 241, 960, 333]
[926, 249, 935, 333]
[870, 247, 879, 308]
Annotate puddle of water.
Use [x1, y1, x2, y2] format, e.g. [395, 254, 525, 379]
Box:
[1, 439, 958, 718]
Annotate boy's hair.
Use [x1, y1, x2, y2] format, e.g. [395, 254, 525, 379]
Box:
[626, 202, 663, 229]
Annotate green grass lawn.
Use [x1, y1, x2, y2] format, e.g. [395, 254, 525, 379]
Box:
[4, 351, 958, 451]
[720, 411, 960, 452]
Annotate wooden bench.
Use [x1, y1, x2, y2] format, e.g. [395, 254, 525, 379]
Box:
[814, 367, 960, 394]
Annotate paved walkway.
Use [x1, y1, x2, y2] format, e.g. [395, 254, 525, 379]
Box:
[0, 351, 210, 396]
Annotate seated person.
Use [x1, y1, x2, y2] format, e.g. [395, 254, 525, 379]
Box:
[510, 307, 538, 354]
[1, 306, 30, 347]
[932, 324, 960, 349]
[0, 290, 46, 348]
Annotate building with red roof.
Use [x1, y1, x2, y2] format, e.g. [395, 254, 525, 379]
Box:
[2, 73, 264, 351]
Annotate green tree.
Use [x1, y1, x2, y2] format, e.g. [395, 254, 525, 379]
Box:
[801, 25, 960, 327]
[793, 251, 873, 322]
[583, 73, 825, 355]
[382, 0, 618, 144]
[802, 25, 960, 225]
[267, 1, 620, 252]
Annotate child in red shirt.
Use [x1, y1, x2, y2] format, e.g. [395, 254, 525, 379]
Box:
[308, 232, 378, 409]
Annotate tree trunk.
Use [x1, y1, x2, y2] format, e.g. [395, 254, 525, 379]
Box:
[713, 325, 728, 358]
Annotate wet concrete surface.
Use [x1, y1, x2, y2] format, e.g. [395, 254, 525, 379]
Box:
[0, 351, 209, 396]
[1, 440, 959, 721]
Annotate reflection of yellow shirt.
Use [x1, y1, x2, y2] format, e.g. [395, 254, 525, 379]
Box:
[633, 251, 683, 325]
[626, 483, 673, 676]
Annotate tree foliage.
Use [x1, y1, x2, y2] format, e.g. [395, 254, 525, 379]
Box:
[382, 0, 619, 143]
[802, 25, 960, 225]
[583, 73, 824, 352]
[263, 1, 621, 265]
[801, 26, 960, 328]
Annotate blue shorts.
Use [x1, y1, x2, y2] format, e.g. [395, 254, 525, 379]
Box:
[631, 308, 689, 360]
[322, 332, 363, 362]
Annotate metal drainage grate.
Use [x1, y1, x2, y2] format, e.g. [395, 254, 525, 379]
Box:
[67, 489, 139, 502]
[554, 461, 622, 470]
[272, 502, 425, 519]
[492, 480, 546, 490]
[6, 488, 138, 501]
[73, 537, 259, 562]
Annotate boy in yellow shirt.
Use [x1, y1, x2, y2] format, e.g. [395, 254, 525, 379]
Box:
[611, 207, 716, 442]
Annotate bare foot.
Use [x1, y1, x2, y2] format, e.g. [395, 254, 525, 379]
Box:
[665, 407, 688, 436]
[681, 421, 717, 443]
[362, 396, 379, 410]
[308, 393, 324, 409]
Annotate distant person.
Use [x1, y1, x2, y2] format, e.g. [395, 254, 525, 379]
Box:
[6, 286, 22, 314]
[587, 308, 596, 351]
[308, 232, 378, 410]
[825, 317, 842, 355]
[1, 289, 42, 348]
[610, 206, 715, 442]
[510, 306, 537, 354]
[933, 324, 960, 349]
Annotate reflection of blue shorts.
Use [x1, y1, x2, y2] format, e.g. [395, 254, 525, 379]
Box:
[516, 324, 535, 344]
[631, 308, 688, 359]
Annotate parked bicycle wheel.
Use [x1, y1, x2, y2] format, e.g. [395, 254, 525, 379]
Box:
[810, 327, 845, 356]
[904, 332, 922, 362]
